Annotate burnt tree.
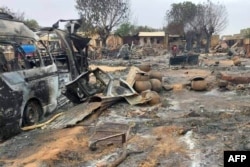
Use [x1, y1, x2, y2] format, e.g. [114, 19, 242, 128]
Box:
[75, 0, 130, 47]
[166, 1, 227, 53]
[165, 2, 197, 51]
[202, 0, 228, 53]
[0, 6, 25, 21]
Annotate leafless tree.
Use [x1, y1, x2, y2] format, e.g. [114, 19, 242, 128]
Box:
[0, 6, 25, 21]
[165, 1, 227, 53]
[185, 4, 204, 52]
[165, 2, 199, 51]
[202, 0, 228, 52]
[75, 0, 130, 47]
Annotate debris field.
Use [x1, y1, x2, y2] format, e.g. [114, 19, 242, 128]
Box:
[1, 51, 250, 167]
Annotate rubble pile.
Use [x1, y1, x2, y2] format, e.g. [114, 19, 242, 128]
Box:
[3, 40, 250, 166]
[3, 9, 250, 166]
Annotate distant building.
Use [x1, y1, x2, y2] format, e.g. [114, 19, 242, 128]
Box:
[166, 34, 185, 51]
[221, 34, 243, 47]
[77, 32, 123, 50]
[137, 31, 166, 47]
[121, 35, 139, 46]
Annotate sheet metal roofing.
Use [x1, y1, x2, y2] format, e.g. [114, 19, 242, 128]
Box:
[138, 31, 165, 37]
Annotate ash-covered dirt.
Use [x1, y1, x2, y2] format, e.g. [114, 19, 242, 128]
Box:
[1, 53, 250, 167]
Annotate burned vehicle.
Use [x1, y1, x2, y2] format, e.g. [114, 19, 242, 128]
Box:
[0, 13, 59, 139]
[37, 19, 108, 104]
[169, 53, 199, 67]
[0, 14, 110, 140]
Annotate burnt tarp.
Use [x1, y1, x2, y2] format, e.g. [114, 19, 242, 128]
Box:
[70, 34, 91, 51]
[169, 54, 199, 66]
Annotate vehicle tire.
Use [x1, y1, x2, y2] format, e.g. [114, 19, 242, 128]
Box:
[23, 100, 42, 126]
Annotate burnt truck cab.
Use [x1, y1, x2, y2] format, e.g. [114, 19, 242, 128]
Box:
[0, 13, 59, 139]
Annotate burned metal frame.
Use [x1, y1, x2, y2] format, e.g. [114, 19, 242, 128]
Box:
[89, 132, 126, 151]
[1, 16, 140, 141]
[88, 122, 131, 151]
[63, 68, 108, 104]
[38, 19, 91, 79]
[169, 54, 199, 67]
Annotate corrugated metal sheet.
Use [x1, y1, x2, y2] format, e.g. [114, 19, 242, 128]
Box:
[46, 102, 101, 129]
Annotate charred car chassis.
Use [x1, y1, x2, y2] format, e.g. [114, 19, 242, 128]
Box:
[0, 13, 104, 140]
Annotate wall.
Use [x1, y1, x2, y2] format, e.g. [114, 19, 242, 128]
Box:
[139, 36, 165, 47]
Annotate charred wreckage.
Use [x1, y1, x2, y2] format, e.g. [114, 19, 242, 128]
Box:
[0, 13, 113, 140]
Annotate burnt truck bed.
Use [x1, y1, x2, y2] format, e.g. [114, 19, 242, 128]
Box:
[169, 54, 199, 66]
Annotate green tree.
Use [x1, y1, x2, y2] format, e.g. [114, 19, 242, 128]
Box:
[241, 28, 250, 38]
[166, 1, 197, 35]
[75, 0, 130, 47]
[134, 25, 157, 33]
[115, 22, 135, 36]
[166, 1, 198, 51]
[24, 19, 39, 30]
[115, 23, 160, 37]
[0, 6, 40, 30]
[164, 22, 184, 35]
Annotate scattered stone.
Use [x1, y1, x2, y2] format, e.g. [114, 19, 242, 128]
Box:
[233, 58, 241, 66]
[172, 84, 184, 91]
[199, 105, 205, 112]
[186, 111, 200, 117]
[217, 80, 228, 88]
[244, 142, 250, 151]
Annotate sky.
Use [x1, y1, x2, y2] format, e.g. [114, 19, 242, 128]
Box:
[1, 0, 250, 36]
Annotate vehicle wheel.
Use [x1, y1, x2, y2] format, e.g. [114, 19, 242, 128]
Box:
[23, 100, 42, 126]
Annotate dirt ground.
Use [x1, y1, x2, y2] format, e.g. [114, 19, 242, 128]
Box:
[1, 53, 250, 167]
